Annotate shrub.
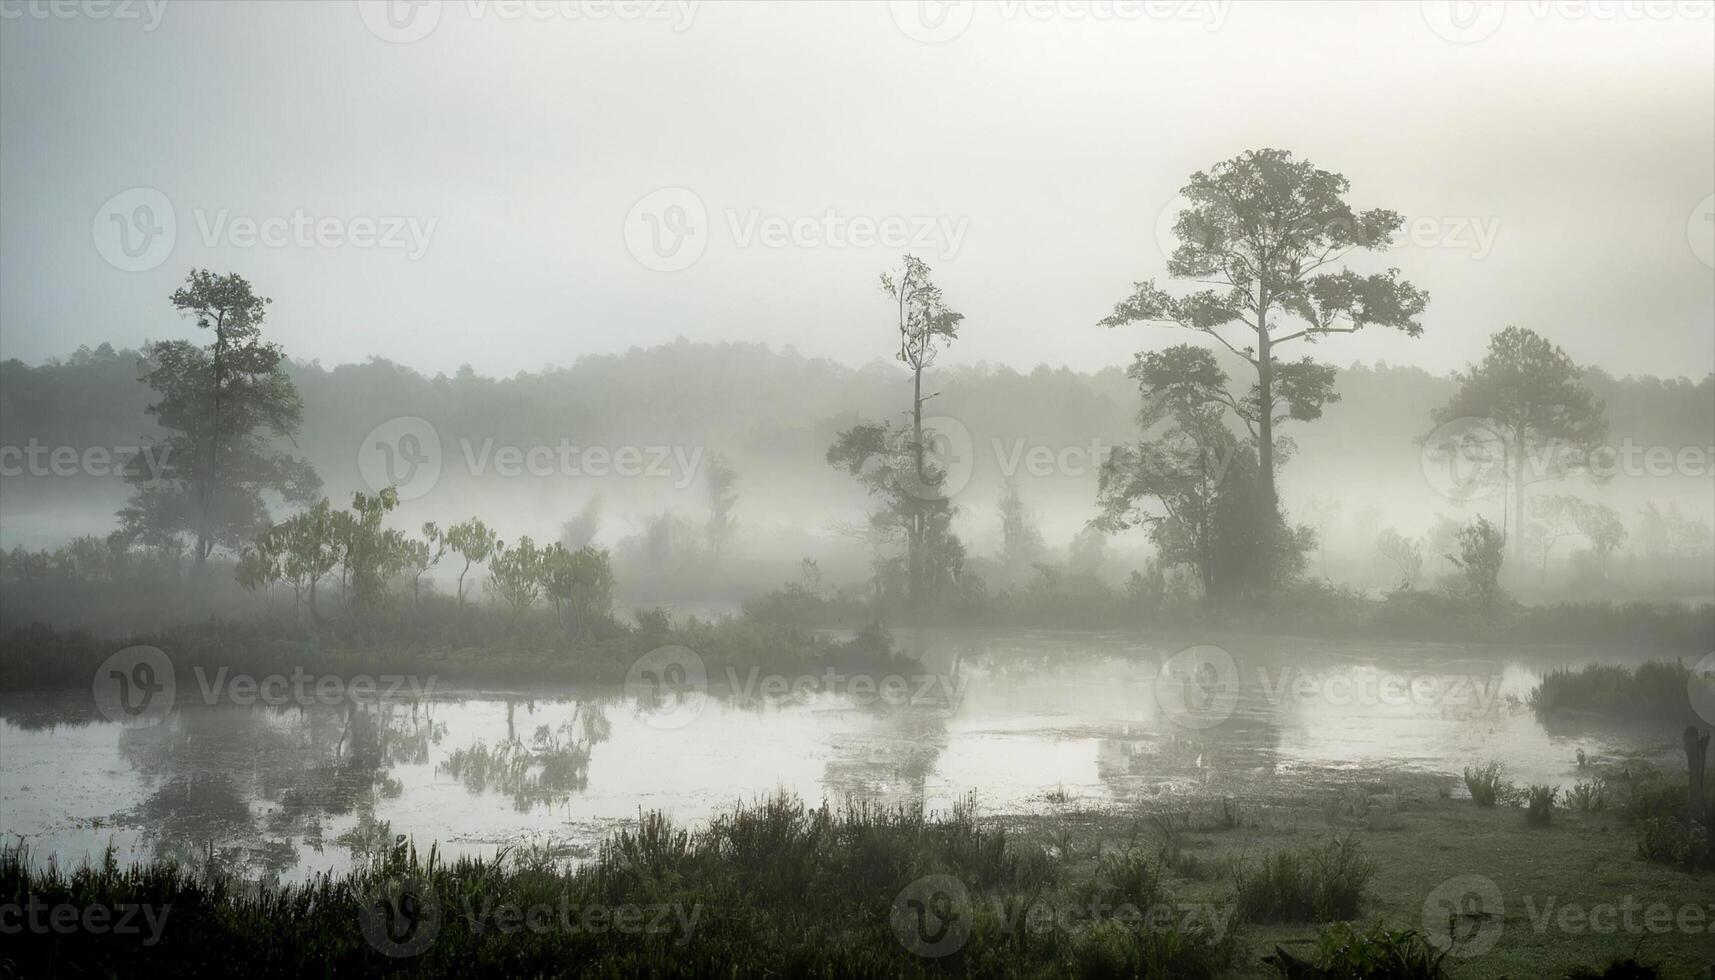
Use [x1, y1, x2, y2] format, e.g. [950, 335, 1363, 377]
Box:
[1524, 784, 1558, 828]
[1233, 835, 1373, 923]
[1463, 761, 1506, 807]
[1567, 779, 1606, 812]
[1089, 845, 1165, 910]
[1529, 660, 1696, 723]
[1635, 817, 1713, 872]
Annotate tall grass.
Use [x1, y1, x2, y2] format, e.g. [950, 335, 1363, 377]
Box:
[1, 793, 1237, 978]
[1231, 835, 1374, 923]
[1529, 660, 1696, 723]
[1462, 761, 1507, 807]
[1524, 784, 1558, 828]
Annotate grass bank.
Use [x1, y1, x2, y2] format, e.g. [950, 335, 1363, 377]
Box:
[6, 774, 1710, 979]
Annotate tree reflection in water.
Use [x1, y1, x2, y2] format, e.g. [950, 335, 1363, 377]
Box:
[114, 700, 445, 880]
[440, 698, 611, 812]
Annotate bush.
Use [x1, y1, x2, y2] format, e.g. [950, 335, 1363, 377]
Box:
[1635, 817, 1713, 872]
[1567, 779, 1606, 812]
[1524, 784, 1558, 828]
[1232, 835, 1373, 923]
[1529, 660, 1697, 724]
[1462, 761, 1506, 807]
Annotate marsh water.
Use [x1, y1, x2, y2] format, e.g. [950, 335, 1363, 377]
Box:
[0, 629, 1684, 883]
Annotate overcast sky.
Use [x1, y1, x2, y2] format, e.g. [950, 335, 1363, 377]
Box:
[2, 0, 1711, 380]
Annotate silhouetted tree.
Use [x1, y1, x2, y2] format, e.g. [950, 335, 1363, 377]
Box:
[1100, 149, 1427, 539]
[704, 454, 739, 561]
[879, 254, 966, 601]
[121, 270, 321, 563]
[1429, 326, 1608, 560]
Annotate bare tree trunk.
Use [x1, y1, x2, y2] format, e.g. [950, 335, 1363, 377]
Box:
[1512, 429, 1527, 562]
[909, 364, 924, 605]
[1255, 302, 1275, 522]
[1685, 726, 1709, 825]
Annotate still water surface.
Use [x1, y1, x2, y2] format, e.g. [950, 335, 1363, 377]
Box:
[0, 629, 1681, 882]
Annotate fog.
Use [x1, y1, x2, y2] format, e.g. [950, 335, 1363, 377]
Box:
[2, 3, 1713, 977]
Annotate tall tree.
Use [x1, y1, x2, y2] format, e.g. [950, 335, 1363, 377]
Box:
[1375, 528, 1425, 591]
[880, 254, 966, 601]
[1099, 148, 1427, 531]
[121, 270, 320, 562]
[827, 421, 967, 607]
[446, 518, 498, 609]
[1429, 326, 1608, 560]
[1095, 343, 1310, 599]
[703, 454, 739, 562]
[996, 477, 1045, 584]
[1448, 516, 1507, 609]
[1094, 346, 1239, 598]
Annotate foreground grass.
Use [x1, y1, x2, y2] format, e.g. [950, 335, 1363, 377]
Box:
[1003, 781, 1713, 979]
[3, 795, 1240, 978]
[6, 781, 1710, 978]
